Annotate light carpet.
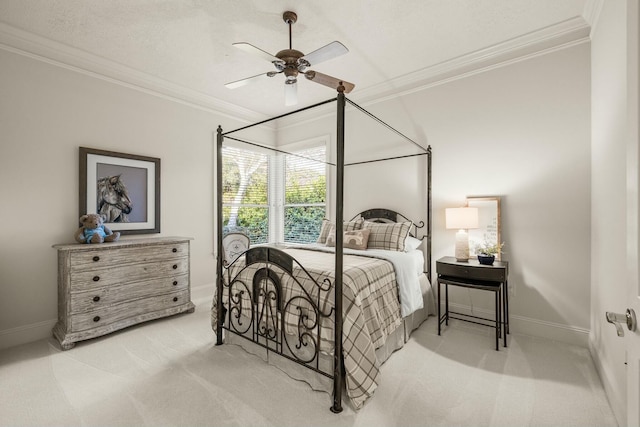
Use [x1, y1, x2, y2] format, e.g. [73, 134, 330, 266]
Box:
[0, 285, 617, 427]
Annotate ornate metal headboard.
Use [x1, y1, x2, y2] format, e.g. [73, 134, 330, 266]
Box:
[350, 208, 431, 278]
[351, 208, 425, 238]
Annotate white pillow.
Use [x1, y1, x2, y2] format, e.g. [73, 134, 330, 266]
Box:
[404, 236, 422, 252]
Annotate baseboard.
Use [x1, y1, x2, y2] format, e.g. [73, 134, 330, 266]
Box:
[0, 319, 57, 350]
[1, 288, 587, 351]
[448, 302, 590, 347]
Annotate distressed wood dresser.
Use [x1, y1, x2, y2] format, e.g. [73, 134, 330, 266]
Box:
[52, 237, 195, 350]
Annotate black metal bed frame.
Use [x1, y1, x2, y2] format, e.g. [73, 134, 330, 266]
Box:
[215, 87, 432, 413]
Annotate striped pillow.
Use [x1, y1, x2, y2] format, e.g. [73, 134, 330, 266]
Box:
[316, 218, 364, 244]
[363, 221, 412, 251]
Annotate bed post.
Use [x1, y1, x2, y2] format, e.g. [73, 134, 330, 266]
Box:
[427, 145, 432, 284]
[216, 125, 224, 345]
[331, 87, 346, 414]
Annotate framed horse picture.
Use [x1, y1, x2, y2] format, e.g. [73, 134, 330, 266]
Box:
[79, 147, 160, 235]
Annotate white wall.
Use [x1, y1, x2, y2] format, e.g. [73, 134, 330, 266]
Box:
[420, 44, 592, 343]
[589, 1, 630, 424]
[0, 48, 257, 348]
[0, 35, 592, 349]
[280, 42, 592, 344]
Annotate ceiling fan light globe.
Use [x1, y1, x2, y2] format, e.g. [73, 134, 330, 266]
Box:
[284, 81, 297, 106]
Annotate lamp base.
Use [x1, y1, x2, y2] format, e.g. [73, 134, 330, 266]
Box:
[454, 230, 470, 262]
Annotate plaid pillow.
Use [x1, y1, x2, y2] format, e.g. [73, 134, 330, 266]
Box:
[363, 221, 412, 251]
[316, 218, 364, 244]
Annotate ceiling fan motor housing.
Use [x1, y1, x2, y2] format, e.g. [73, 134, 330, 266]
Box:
[275, 48, 307, 80]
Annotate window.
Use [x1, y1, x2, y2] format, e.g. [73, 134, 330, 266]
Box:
[222, 143, 326, 245]
[283, 145, 326, 243]
[222, 146, 269, 244]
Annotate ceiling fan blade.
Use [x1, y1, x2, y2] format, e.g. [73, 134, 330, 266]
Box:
[300, 41, 348, 66]
[304, 71, 355, 93]
[284, 80, 298, 106]
[233, 42, 280, 63]
[225, 71, 278, 89]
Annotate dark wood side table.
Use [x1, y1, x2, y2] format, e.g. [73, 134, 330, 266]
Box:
[436, 256, 509, 350]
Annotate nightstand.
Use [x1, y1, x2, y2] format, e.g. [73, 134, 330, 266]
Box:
[436, 256, 509, 350]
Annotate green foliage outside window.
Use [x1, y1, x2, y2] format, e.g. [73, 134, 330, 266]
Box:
[284, 206, 325, 243]
[223, 206, 268, 244]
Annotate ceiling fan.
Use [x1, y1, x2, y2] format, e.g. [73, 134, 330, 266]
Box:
[225, 11, 355, 106]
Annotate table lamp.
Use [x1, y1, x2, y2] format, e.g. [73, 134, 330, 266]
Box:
[445, 207, 479, 262]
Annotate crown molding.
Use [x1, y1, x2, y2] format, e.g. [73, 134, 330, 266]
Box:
[0, 22, 269, 124]
[0, 16, 590, 127]
[277, 16, 591, 129]
[353, 16, 591, 104]
[582, 0, 605, 38]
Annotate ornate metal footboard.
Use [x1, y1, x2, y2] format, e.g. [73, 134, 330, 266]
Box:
[218, 246, 341, 409]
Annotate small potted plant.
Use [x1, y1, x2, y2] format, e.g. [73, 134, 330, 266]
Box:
[475, 239, 505, 265]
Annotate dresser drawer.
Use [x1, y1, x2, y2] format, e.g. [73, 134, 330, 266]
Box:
[69, 273, 189, 313]
[69, 258, 189, 291]
[70, 289, 191, 332]
[437, 261, 507, 282]
[70, 242, 188, 271]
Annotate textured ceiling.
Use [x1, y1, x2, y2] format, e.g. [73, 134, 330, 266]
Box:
[0, 0, 590, 118]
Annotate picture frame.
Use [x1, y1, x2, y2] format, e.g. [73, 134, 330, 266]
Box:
[79, 147, 160, 235]
[466, 196, 501, 260]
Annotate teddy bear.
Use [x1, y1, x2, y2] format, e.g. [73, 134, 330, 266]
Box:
[74, 214, 120, 244]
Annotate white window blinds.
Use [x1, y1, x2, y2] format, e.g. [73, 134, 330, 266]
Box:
[222, 146, 269, 244]
[282, 145, 327, 243]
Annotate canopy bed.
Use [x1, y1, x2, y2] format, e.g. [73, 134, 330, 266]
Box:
[212, 87, 432, 413]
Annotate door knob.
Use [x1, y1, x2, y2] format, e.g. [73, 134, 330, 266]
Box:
[605, 309, 637, 337]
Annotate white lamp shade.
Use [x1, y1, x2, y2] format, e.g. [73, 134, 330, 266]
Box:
[445, 207, 479, 230]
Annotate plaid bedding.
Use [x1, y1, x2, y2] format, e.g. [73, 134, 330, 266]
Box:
[212, 246, 403, 409]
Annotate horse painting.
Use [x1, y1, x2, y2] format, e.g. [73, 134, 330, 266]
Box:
[97, 175, 133, 223]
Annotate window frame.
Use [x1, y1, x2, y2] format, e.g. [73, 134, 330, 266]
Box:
[274, 136, 330, 243]
[221, 135, 330, 244]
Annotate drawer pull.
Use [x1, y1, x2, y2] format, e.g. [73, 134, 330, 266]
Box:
[93, 316, 100, 322]
[93, 276, 100, 282]
[173, 280, 178, 286]
[172, 264, 178, 269]
[93, 296, 100, 302]
[173, 297, 178, 302]
[172, 248, 177, 253]
[92, 256, 100, 262]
